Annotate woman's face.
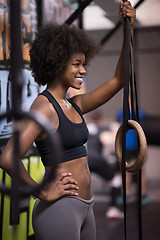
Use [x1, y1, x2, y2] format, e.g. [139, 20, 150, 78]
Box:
[61, 52, 86, 90]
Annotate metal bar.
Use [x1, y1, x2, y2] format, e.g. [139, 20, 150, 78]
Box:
[65, 0, 93, 26]
[9, 0, 22, 225]
[78, 0, 84, 29]
[0, 171, 6, 239]
[10, 0, 23, 116]
[10, 130, 20, 225]
[36, 0, 43, 29]
[100, 0, 145, 46]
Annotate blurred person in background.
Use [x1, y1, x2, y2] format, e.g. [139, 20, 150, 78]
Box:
[87, 110, 124, 220]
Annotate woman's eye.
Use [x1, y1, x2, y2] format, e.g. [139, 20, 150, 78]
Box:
[72, 63, 86, 69]
[73, 63, 79, 67]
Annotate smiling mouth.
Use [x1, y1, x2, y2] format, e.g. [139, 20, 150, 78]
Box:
[75, 77, 83, 83]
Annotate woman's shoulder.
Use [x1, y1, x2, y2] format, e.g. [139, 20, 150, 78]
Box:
[30, 94, 57, 120]
[29, 95, 58, 140]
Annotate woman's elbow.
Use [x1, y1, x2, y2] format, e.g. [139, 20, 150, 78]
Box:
[0, 153, 13, 175]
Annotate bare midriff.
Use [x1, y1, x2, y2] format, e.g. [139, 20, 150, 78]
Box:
[55, 156, 92, 200]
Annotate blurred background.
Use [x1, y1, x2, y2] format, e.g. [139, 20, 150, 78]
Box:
[83, 1, 160, 239]
[83, 0, 160, 201]
[84, 0, 160, 118]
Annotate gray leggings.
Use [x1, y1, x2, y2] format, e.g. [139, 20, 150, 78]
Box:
[32, 196, 96, 240]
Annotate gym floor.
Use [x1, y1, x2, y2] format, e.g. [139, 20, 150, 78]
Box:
[93, 178, 160, 240]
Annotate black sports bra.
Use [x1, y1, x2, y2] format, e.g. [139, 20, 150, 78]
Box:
[35, 90, 89, 166]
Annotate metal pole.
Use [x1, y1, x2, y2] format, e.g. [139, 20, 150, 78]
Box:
[65, 0, 93, 25]
[10, 0, 23, 225]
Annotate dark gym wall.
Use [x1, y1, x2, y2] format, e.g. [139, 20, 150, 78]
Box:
[85, 27, 160, 120]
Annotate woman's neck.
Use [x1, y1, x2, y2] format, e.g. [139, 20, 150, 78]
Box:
[46, 82, 68, 100]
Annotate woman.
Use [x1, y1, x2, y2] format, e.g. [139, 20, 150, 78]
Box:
[0, 1, 136, 240]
